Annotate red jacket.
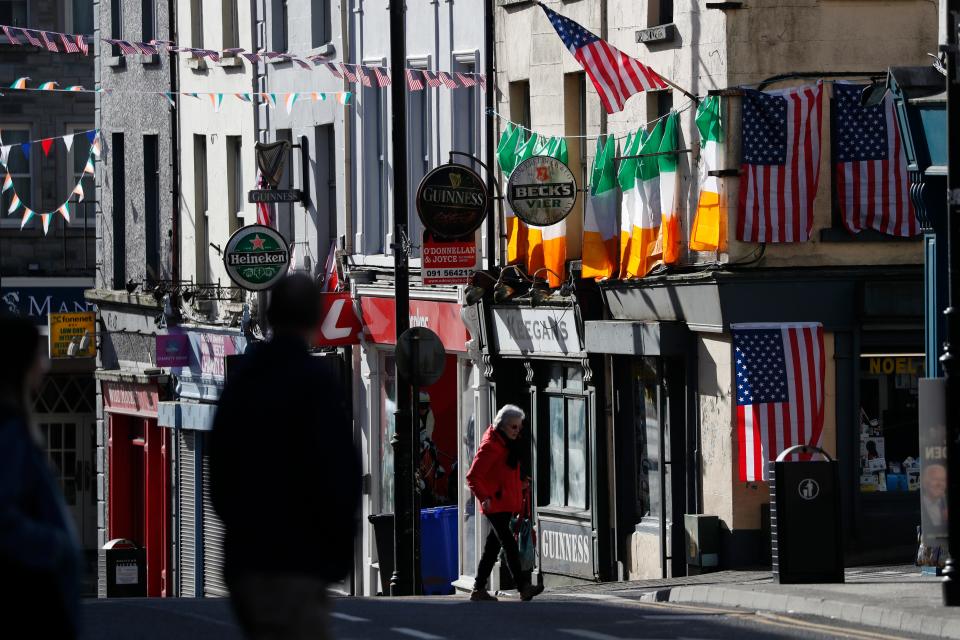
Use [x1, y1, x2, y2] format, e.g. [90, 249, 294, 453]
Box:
[466, 425, 522, 515]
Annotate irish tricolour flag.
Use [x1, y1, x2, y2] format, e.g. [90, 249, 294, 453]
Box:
[625, 119, 663, 278]
[658, 112, 681, 266]
[527, 137, 569, 288]
[690, 96, 725, 252]
[582, 135, 618, 280]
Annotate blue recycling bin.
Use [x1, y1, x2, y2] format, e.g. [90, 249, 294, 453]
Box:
[420, 506, 458, 595]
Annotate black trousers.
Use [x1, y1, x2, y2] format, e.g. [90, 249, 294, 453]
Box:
[474, 511, 525, 591]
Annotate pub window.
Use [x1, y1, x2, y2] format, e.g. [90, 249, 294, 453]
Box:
[0, 126, 31, 229]
[0, 0, 28, 26]
[859, 353, 923, 493]
[649, 0, 673, 27]
[545, 364, 588, 510]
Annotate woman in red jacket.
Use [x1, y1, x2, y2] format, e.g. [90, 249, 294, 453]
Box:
[466, 404, 543, 602]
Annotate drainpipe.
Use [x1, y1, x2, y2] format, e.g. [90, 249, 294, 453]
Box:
[169, 0, 180, 285]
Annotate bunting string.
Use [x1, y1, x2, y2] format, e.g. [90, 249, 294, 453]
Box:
[1, 23, 487, 90]
[0, 132, 98, 235]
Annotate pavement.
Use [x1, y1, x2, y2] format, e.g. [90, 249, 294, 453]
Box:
[550, 564, 960, 639]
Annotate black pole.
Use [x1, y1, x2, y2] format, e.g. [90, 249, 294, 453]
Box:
[484, 0, 496, 270]
[942, 0, 960, 607]
[389, 0, 415, 597]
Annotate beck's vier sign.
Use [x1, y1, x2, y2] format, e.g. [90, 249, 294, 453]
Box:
[507, 155, 577, 227]
[223, 224, 290, 291]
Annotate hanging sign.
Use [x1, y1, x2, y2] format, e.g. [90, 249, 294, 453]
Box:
[422, 230, 479, 286]
[507, 155, 577, 227]
[248, 188, 302, 203]
[48, 311, 96, 358]
[415, 163, 488, 238]
[223, 224, 290, 291]
[314, 292, 363, 347]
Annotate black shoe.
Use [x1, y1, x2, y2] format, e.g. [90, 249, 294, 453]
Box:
[470, 589, 498, 602]
[519, 583, 544, 601]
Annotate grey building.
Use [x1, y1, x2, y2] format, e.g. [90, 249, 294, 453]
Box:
[89, 0, 177, 597]
[0, 0, 98, 593]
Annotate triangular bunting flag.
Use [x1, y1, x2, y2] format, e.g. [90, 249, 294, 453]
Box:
[208, 93, 224, 111]
[0, 145, 10, 166]
[338, 92, 351, 105]
[63, 134, 74, 152]
[269, 93, 278, 107]
[41, 138, 53, 156]
[2, 173, 12, 193]
[10, 77, 29, 89]
[9, 193, 22, 215]
[72, 180, 85, 202]
[58, 203, 71, 223]
[91, 136, 101, 158]
[85, 130, 96, 144]
[65, 85, 85, 92]
[20, 144, 30, 161]
[163, 92, 176, 107]
[20, 207, 33, 229]
[38, 81, 58, 90]
[83, 158, 95, 175]
[235, 93, 251, 103]
[40, 213, 51, 235]
[285, 92, 299, 114]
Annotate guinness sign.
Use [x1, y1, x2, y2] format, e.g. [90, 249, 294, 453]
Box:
[223, 224, 290, 291]
[416, 164, 488, 238]
[507, 156, 577, 227]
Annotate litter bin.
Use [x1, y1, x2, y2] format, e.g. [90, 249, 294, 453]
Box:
[769, 445, 843, 584]
[102, 538, 146, 597]
[419, 506, 457, 595]
[368, 513, 395, 595]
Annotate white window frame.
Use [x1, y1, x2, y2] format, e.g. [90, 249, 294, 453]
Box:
[0, 124, 33, 229]
[406, 55, 433, 262]
[226, 135, 244, 234]
[65, 123, 95, 226]
[222, 0, 239, 50]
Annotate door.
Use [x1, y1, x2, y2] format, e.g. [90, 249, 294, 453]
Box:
[39, 416, 97, 549]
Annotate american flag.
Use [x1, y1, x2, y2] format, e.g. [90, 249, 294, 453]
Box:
[422, 70, 443, 88]
[135, 41, 158, 55]
[59, 33, 79, 53]
[20, 28, 41, 47]
[540, 3, 666, 114]
[833, 83, 918, 237]
[732, 323, 825, 482]
[455, 72, 476, 88]
[354, 65, 373, 88]
[372, 66, 391, 87]
[76, 35, 88, 56]
[437, 71, 459, 89]
[340, 63, 358, 84]
[406, 68, 424, 91]
[477, 74, 487, 92]
[3, 25, 20, 45]
[255, 173, 273, 227]
[41, 31, 59, 52]
[737, 83, 823, 243]
[325, 62, 344, 79]
[106, 39, 140, 55]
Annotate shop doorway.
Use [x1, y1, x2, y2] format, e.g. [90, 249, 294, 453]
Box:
[38, 416, 97, 549]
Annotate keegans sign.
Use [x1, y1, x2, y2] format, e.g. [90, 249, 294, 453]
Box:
[491, 306, 582, 357]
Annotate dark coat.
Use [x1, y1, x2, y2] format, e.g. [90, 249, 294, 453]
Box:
[0, 405, 82, 638]
[211, 335, 361, 581]
[466, 425, 523, 515]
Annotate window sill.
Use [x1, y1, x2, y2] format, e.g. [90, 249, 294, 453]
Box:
[819, 228, 923, 243]
[139, 53, 160, 66]
[636, 23, 677, 47]
[537, 506, 592, 520]
[106, 56, 126, 69]
[267, 57, 293, 68]
[218, 55, 244, 68]
[308, 43, 337, 59]
[187, 57, 207, 71]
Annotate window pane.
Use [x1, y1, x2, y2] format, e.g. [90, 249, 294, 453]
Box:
[3, 129, 30, 173]
[73, 0, 95, 34]
[547, 364, 563, 390]
[639, 357, 661, 518]
[460, 361, 477, 574]
[566, 366, 583, 391]
[548, 396, 565, 506]
[567, 398, 587, 509]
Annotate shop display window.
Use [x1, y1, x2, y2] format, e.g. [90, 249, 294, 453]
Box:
[544, 365, 588, 510]
[858, 353, 923, 494]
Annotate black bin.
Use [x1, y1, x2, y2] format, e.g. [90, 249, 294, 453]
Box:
[368, 513, 395, 595]
[769, 445, 843, 584]
[102, 538, 146, 597]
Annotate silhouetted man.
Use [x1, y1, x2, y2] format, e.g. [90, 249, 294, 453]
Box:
[211, 274, 360, 640]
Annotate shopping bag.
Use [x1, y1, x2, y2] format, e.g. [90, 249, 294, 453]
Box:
[511, 515, 536, 572]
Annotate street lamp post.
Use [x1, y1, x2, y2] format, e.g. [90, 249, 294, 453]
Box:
[389, 0, 417, 597]
[942, 0, 960, 606]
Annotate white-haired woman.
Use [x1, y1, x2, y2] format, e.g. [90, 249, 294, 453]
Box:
[466, 404, 543, 602]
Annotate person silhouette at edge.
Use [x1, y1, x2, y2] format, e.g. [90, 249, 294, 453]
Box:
[0, 314, 82, 638]
[212, 274, 361, 640]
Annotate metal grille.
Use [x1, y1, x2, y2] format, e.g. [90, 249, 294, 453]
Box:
[178, 430, 197, 597]
[201, 446, 228, 597]
[33, 374, 95, 414]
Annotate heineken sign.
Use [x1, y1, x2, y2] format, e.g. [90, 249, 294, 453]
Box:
[223, 224, 290, 291]
[416, 164, 488, 238]
[507, 156, 577, 227]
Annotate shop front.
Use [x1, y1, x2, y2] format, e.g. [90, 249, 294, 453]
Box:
[157, 327, 247, 598]
[481, 302, 610, 587]
[354, 287, 482, 596]
[100, 376, 170, 597]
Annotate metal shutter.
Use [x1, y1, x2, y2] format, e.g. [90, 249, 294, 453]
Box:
[178, 430, 196, 597]
[201, 443, 228, 597]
